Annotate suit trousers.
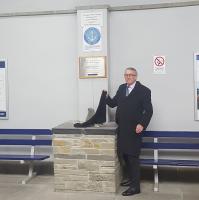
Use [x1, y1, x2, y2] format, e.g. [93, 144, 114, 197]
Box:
[123, 153, 140, 189]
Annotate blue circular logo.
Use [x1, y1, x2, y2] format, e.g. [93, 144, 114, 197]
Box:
[84, 27, 101, 45]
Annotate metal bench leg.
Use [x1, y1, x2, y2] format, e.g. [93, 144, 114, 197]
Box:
[153, 138, 159, 192]
[153, 165, 159, 192]
[21, 161, 37, 184]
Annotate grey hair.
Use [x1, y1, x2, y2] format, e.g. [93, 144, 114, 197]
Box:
[125, 67, 138, 75]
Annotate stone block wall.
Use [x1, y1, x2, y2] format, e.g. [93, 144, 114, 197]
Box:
[53, 133, 120, 193]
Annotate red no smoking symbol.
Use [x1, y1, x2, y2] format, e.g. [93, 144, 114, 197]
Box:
[154, 57, 164, 67]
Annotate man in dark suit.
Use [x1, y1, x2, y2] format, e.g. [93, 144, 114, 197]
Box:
[106, 67, 153, 196]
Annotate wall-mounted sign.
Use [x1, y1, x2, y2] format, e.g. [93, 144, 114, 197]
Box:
[81, 10, 103, 52]
[79, 56, 106, 78]
[153, 55, 166, 74]
[0, 60, 8, 119]
[81, 11, 103, 27]
[194, 53, 199, 120]
[83, 26, 102, 52]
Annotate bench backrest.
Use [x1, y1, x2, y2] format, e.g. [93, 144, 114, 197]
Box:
[0, 129, 52, 146]
[142, 131, 199, 150]
[0, 129, 52, 156]
[0, 129, 51, 135]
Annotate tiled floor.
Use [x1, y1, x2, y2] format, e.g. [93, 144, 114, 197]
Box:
[0, 175, 198, 200]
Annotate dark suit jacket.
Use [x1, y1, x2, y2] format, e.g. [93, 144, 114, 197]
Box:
[106, 81, 153, 155]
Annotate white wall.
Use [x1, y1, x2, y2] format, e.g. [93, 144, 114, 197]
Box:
[0, 0, 192, 13]
[0, 14, 78, 128]
[109, 5, 199, 130]
[0, 2, 199, 131]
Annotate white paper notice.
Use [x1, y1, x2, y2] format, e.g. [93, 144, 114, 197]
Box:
[195, 54, 199, 120]
[81, 11, 103, 27]
[153, 56, 166, 74]
[0, 61, 7, 118]
[83, 26, 102, 52]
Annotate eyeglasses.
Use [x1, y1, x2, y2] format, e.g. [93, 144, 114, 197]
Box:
[124, 74, 137, 77]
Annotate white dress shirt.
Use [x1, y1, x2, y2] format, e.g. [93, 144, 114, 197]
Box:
[127, 81, 136, 94]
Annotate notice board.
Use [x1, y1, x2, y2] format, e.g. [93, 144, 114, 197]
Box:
[0, 60, 8, 119]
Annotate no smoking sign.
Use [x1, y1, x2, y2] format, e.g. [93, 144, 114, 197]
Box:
[153, 55, 166, 74]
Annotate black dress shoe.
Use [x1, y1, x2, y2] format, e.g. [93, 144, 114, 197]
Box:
[122, 187, 140, 196]
[120, 180, 132, 186]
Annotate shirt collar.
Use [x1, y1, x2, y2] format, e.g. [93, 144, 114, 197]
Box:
[127, 81, 136, 90]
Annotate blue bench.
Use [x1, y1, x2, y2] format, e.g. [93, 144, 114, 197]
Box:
[0, 129, 52, 184]
[141, 131, 199, 192]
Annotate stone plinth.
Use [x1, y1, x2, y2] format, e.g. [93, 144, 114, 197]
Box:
[52, 122, 120, 193]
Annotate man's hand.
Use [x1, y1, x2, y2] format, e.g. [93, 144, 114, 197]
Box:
[136, 124, 144, 134]
[102, 90, 108, 97]
[102, 90, 107, 94]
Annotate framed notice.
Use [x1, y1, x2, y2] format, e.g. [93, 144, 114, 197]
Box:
[194, 53, 199, 120]
[0, 60, 8, 119]
[79, 56, 107, 78]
